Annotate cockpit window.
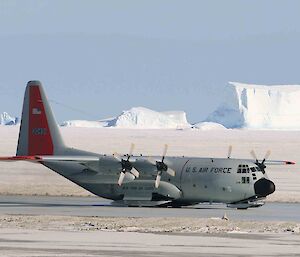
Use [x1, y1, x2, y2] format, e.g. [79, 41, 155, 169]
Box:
[249, 166, 262, 172]
[237, 164, 250, 173]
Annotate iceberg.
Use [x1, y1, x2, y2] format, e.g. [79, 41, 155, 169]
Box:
[205, 82, 300, 129]
[0, 112, 19, 126]
[61, 107, 191, 129]
[192, 122, 226, 131]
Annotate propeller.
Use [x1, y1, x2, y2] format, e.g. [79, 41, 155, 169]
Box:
[149, 144, 176, 188]
[250, 150, 271, 174]
[113, 143, 140, 186]
[227, 145, 233, 159]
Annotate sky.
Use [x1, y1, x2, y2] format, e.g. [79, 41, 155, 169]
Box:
[0, 0, 300, 123]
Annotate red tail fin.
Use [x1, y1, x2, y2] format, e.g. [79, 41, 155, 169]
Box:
[28, 85, 54, 155]
[17, 81, 65, 156]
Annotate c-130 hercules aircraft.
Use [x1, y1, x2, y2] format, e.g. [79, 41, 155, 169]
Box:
[0, 81, 295, 209]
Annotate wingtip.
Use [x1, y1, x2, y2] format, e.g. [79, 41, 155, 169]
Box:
[285, 161, 296, 165]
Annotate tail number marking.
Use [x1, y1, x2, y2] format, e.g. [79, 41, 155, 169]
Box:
[32, 128, 48, 135]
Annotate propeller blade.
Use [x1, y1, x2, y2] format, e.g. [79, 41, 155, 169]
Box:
[118, 172, 126, 186]
[250, 150, 258, 161]
[113, 152, 123, 162]
[130, 167, 140, 178]
[155, 174, 161, 188]
[227, 145, 232, 159]
[162, 144, 168, 161]
[167, 168, 176, 177]
[263, 150, 271, 162]
[129, 143, 135, 157]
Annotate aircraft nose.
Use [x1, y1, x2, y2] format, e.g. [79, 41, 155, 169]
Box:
[254, 178, 275, 197]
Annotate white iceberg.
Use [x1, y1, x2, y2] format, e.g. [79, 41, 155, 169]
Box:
[192, 122, 226, 131]
[205, 82, 300, 129]
[61, 107, 191, 129]
[0, 112, 19, 125]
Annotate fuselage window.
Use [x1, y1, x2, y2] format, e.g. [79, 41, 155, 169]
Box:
[241, 176, 250, 184]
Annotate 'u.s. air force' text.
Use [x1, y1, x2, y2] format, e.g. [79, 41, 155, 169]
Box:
[186, 167, 232, 173]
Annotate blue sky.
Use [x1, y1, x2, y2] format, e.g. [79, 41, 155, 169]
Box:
[0, 0, 300, 123]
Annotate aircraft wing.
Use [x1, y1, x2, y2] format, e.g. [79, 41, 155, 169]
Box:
[132, 159, 158, 175]
[264, 160, 296, 165]
[0, 155, 118, 173]
[238, 158, 295, 166]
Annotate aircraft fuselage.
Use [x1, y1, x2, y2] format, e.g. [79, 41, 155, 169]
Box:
[43, 151, 272, 207]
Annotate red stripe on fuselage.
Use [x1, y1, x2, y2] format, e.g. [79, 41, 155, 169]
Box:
[28, 86, 54, 155]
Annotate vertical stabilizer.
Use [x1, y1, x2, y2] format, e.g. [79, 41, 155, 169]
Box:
[16, 81, 66, 156]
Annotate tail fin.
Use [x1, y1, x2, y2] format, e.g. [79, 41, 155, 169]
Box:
[16, 81, 66, 156]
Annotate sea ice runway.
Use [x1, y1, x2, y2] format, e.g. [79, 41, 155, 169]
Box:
[0, 195, 300, 222]
[0, 196, 300, 257]
[0, 228, 299, 257]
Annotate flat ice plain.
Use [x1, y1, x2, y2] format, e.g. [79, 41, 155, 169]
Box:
[0, 126, 300, 256]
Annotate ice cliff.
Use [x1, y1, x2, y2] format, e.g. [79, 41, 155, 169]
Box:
[205, 82, 300, 129]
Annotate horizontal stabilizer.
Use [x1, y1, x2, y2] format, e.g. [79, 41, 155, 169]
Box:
[0, 155, 100, 162]
[0, 156, 42, 162]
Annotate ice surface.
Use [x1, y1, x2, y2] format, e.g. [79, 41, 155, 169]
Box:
[62, 107, 191, 129]
[2, 227, 300, 257]
[206, 82, 300, 129]
[0, 112, 19, 125]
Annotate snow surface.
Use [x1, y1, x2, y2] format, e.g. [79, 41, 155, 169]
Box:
[206, 82, 300, 129]
[62, 107, 191, 129]
[0, 112, 19, 126]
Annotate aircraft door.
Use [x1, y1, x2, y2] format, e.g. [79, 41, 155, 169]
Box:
[180, 159, 213, 201]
